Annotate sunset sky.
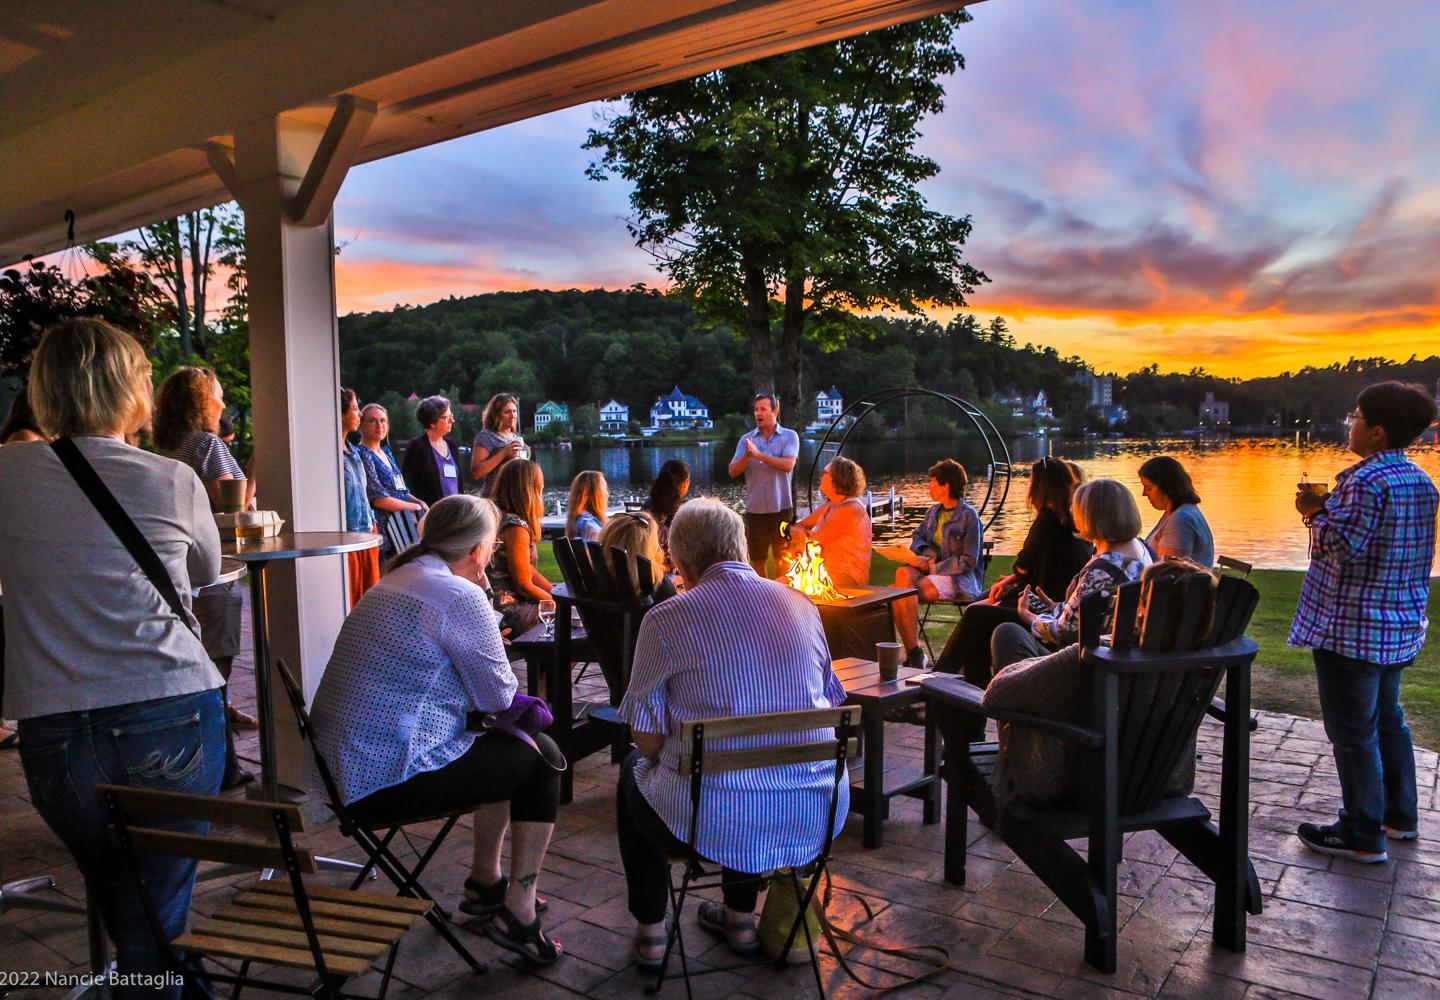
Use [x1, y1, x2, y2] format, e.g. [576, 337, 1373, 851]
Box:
[331, 0, 1440, 378]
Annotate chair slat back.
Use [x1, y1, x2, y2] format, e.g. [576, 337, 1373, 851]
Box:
[680, 706, 858, 742]
[554, 538, 656, 705]
[383, 509, 419, 556]
[1216, 555, 1252, 579]
[678, 707, 860, 775]
[1086, 577, 1260, 815]
[96, 785, 316, 873]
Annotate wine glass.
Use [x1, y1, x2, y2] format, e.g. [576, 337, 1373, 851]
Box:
[538, 599, 557, 639]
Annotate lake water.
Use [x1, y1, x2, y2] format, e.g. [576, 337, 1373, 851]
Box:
[531, 436, 1440, 571]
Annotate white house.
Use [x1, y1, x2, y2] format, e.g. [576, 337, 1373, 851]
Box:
[1199, 391, 1230, 427]
[599, 399, 630, 434]
[534, 400, 569, 432]
[806, 386, 845, 434]
[649, 386, 712, 430]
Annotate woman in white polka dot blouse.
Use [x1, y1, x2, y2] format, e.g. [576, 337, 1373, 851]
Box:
[310, 494, 564, 966]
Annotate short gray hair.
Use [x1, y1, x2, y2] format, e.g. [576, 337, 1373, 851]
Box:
[668, 499, 745, 577]
[415, 394, 451, 429]
[388, 494, 498, 573]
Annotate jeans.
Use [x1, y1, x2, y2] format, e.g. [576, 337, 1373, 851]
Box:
[1313, 648, 1418, 852]
[18, 688, 226, 1000]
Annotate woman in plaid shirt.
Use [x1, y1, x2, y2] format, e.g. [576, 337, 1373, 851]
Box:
[1291, 381, 1439, 862]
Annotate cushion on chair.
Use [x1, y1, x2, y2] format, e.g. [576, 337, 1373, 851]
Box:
[983, 644, 1087, 806]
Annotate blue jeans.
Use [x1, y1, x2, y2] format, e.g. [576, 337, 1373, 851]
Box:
[1313, 649, 1418, 852]
[18, 688, 225, 1000]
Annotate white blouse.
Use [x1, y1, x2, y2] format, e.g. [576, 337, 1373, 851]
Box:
[310, 553, 516, 804]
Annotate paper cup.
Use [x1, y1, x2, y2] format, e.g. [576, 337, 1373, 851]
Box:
[876, 642, 903, 681]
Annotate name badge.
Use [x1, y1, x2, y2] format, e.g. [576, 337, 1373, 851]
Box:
[392, 472, 408, 491]
[441, 460, 457, 479]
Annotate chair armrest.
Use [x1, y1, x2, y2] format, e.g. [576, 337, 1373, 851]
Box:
[1206, 699, 1259, 732]
[922, 675, 1104, 747]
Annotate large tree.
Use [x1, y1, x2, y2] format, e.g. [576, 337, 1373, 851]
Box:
[584, 11, 987, 418]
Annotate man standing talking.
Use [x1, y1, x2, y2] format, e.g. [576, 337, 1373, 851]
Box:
[728, 392, 799, 577]
[1291, 381, 1438, 863]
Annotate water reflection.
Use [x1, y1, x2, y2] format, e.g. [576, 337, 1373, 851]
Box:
[532, 437, 1440, 571]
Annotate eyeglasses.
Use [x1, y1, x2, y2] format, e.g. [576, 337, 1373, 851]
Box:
[1344, 410, 1364, 426]
[361, 417, 388, 425]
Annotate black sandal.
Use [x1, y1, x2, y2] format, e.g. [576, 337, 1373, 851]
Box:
[485, 905, 563, 965]
[459, 876, 548, 918]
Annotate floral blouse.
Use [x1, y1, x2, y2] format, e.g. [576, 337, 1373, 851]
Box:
[1030, 550, 1152, 648]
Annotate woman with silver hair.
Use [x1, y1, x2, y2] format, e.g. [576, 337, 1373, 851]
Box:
[311, 494, 564, 965]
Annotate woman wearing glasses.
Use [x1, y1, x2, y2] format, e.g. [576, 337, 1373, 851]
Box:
[401, 394, 462, 506]
[357, 403, 426, 558]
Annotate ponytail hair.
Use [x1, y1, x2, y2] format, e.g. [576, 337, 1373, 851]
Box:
[387, 494, 499, 574]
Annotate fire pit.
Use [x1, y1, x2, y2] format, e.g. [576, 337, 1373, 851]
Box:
[783, 543, 914, 657]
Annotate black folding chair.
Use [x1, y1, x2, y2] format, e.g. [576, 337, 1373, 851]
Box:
[274, 660, 486, 975]
[918, 540, 994, 661]
[647, 706, 859, 1000]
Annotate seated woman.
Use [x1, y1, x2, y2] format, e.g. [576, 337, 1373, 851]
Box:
[617, 500, 848, 969]
[983, 456, 1092, 608]
[1139, 455, 1215, 567]
[565, 469, 609, 543]
[983, 559, 1217, 806]
[488, 459, 554, 634]
[888, 459, 984, 670]
[787, 456, 872, 588]
[597, 510, 678, 602]
[309, 495, 563, 965]
[943, 478, 1148, 688]
[643, 458, 690, 569]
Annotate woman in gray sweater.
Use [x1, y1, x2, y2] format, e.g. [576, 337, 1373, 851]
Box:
[0, 319, 224, 1000]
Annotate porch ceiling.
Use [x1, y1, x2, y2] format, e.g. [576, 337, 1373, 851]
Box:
[0, 0, 977, 265]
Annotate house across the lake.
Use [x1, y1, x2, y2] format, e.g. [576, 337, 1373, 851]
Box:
[805, 385, 847, 434]
[647, 386, 712, 432]
[534, 400, 569, 432]
[599, 399, 630, 435]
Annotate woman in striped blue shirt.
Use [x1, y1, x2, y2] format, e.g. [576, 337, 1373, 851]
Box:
[618, 499, 848, 968]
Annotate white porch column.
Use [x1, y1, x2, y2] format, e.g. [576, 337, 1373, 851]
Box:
[234, 116, 346, 793]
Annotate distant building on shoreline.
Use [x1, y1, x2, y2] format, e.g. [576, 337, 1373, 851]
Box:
[1199, 391, 1230, 428]
[599, 399, 630, 435]
[806, 386, 846, 434]
[647, 386, 712, 432]
[534, 400, 568, 432]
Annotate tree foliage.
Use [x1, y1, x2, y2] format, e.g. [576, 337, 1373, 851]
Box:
[584, 12, 987, 419]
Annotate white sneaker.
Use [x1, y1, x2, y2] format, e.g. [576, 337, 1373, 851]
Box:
[1384, 825, 1420, 841]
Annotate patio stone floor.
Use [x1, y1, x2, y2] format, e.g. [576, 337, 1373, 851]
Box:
[5, 595, 1440, 998]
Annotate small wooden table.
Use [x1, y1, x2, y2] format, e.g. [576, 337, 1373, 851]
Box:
[833, 656, 940, 849]
[508, 610, 608, 804]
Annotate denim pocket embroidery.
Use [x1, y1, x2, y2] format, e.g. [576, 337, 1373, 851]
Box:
[113, 711, 206, 791]
[20, 739, 80, 812]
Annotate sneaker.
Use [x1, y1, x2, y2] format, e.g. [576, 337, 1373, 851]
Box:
[1384, 825, 1420, 841]
[904, 646, 929, 672]
[1297, 821, 1387, 863]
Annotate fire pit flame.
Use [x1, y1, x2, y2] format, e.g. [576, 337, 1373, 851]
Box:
[787, 537, 842, 602]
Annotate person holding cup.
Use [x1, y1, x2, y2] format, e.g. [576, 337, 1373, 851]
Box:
[154, 366, 255, 787]
[471, 393, 530, 497]
[1290, 381, 1439, 863]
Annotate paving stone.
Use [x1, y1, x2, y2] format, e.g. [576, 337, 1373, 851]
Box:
[1154, 961, 1249, 999]
[1241, 895, 1383, 968]
[1373, 965, 1440, 1000]
[1272, 864, 1392, 919]
[965, 868, 1059, 918]
[1176, 934, 1373, 1000]
[989, 915, 1181, 996]
[1380, 931, 1440, 977]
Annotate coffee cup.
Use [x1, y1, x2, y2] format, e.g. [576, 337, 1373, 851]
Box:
[218, 478, 246, 512]
[876, 642, 903, 681]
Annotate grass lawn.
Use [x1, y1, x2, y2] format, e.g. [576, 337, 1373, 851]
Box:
[535, 545, 1440, 748]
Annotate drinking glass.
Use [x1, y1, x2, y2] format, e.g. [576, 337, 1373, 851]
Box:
[538, 599, 557, 639]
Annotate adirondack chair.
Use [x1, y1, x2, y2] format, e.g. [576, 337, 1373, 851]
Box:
[550, 537, 662, 747]
[923, 573, 1264, 973]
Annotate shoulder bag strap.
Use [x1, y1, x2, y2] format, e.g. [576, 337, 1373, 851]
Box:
[50, 437, 198, 634]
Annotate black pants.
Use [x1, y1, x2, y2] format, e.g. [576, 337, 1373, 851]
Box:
[937, 603, 1025, 688]
[350, 731, 562, 826]
[616, 751, 762, 924]
[743, 508, 794, 576]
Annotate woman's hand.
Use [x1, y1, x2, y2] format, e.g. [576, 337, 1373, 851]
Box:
[988, 574, 1016, 603]
[507, 439, 525, 457]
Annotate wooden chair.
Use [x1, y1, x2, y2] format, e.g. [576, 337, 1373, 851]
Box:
[273, 660, 486, 975]
[96, 784, 464, 999]
[381, 509, 419, 558]
[647, 707, 860, 1000]
[917, 539, 994, 661]
[922, 574, 1264, 973]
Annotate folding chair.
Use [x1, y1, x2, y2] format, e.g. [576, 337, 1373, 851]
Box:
[1216, 555, 1252, 579]
[382, 509, 419, 558]
[647, 706, 859, 1000]
[274, 660, 486, 975]
[97, 783, 459, 1000]
[918, 540, 994, 661]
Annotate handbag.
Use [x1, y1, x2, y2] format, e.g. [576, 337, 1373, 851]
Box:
[49, 437, 200, 638]
[474, 693, 566, 772]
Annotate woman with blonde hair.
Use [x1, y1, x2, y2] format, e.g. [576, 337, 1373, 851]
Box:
[565, 470, 609, 542]
[154, 364, 256, 784]
[488, 459, 553, 634]
[787, 456, 872, 588]
[311, 494, 563, 965]
[0, 319, 223, 998]
[471, 393, 529, 495]
[597, 511, 678, 602]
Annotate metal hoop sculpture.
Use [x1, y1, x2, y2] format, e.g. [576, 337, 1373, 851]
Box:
[804, 388, 1013, 530]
